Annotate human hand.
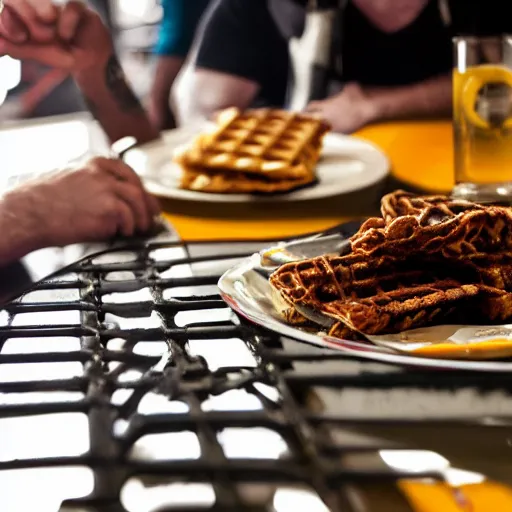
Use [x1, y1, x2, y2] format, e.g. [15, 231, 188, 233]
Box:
[3, 157, 161, 249]
[0, 0, 113, 71]
[305, 83, 378, 133]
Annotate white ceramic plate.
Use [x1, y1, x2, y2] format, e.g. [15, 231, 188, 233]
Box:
[218, 243, 512, 372]
[123, 123, 389, 202]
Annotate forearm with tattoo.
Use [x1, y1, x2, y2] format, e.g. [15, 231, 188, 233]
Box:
[104, 55, 145, 113]
[74, 53, 159, 144]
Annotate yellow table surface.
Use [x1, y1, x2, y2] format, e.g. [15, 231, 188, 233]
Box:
[162, 119, 454, 241]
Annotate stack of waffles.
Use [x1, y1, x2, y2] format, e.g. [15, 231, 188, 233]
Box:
[270, 190, 512, 339]
[174, 107, 330, 194]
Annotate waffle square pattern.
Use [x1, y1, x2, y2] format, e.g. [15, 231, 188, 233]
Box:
[270, 190, 512, 338]
[174, 108, 330, 194]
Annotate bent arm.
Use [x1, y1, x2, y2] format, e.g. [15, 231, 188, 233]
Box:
[367, 73, 452, 121]
[150, 56, 185, 129]
[173, 0, 284, 124]
[150, 0, 211, 128]
[73, 53, 159, 145]
[174, 68, 259, 123]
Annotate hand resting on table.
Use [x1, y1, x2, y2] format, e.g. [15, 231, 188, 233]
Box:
[0, 157, 161, 266]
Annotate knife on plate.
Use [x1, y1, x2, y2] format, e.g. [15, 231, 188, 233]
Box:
[256, 220, 362, 330]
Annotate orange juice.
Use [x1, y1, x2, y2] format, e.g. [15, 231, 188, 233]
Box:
[453, 66, 512, 186]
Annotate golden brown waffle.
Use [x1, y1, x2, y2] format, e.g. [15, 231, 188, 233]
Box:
[174, 107, 329, 194]
[351, 190, 512, 258]
[380, 190, 482, 223]
[180, 167, 317, 194]
[269, 253, 482, 334]
[321, 281, 479, 334]
[273, 287, 364, 340]
[269, 191, 512, 338]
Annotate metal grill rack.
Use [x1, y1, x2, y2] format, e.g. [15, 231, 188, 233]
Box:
[1, 238, 512, 512]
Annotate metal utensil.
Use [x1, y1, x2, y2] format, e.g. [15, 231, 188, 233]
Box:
[256, 220, 362, 329]
[257, 220, 360, 274]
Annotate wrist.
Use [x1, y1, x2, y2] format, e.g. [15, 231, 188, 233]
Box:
[0, 189, 46, 264]
[72, 46, 113, 83]
[361, 88, 385, 124]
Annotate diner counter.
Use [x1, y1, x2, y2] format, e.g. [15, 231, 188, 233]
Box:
[162, 120, 454, 241]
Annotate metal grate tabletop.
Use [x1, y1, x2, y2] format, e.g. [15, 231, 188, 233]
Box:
[1, 237, 512, 512]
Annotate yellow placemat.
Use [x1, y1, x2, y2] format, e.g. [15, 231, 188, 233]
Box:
[163, 120, 454, 241]
[400, 480, 512, 512]
[357, 120, 454, 193]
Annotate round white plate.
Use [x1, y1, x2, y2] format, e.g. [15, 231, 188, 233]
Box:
[218, 249, 512, 372]
[124, 123, 390, 202]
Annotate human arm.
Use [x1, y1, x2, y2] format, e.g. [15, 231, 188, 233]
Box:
[173, 0, 288, 123]
[306, 74, 452, 134]
[365, 73, 452, 121]
[72, 50, 159, 145]
[174, 69, 259, 125]
[149, 55, 184, 130]
[0, 157, 160, 267]
[0, 1, 159, 144]
[149, 0, 210, 129]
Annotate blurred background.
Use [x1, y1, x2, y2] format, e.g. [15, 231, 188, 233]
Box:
[0, 0, 161, 120]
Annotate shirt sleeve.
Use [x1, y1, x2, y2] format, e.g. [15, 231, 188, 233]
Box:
[194, 0, 287, 85]
[154, 0, 211, 57]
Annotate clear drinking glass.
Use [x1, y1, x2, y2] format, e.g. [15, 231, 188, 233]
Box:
[452, 36, 512, 203]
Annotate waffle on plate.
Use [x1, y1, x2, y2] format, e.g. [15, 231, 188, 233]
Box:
[174, 107, 330, 194]
[270, 190, 512, 340]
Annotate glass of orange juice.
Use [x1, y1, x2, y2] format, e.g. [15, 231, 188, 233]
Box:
[452, 36, 512, 203]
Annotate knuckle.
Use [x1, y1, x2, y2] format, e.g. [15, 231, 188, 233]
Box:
[100, 202, 119, 225]
[129, 185, 146, 205]
[88, 156, 108, 168]
[65, 1, 83, 15]
[102, 197, 118, 214]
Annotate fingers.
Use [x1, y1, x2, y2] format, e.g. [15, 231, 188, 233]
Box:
[3, 0, 55, 42]
[95, 156, 161, 217]
[0, 6, 28, 43]
[113, 181, 152, 233]
[90, 157, 160, 234]
[147, 193, 162, 218]
[24, 0, 58, 24]
[57, 1, 86, 42]
[0, 38, 74, 68]
[98, 157, 143, 186]
[113, 198, 136, 237]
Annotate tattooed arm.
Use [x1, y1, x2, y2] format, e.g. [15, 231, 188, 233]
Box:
[0, 1, 158, 144]
[73, 54, 159, 145]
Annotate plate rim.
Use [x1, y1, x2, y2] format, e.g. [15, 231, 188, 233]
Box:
[124, 126, 390, 203]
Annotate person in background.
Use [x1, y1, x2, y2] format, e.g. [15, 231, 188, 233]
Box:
[174, 0, 512, 133]
[149, 0, 211, 130]
[0, 0, 160, 265]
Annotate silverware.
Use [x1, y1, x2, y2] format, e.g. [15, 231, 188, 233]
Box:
[257, 221, 359, 274]
[256, 221, 361, 329]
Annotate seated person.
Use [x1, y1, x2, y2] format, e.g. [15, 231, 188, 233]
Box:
[149, 0, 211, 130]
[174, 0, 512, 133]
[0, 1, 160, 265]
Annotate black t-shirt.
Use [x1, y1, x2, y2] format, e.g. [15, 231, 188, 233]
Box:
[195, 0, 290, 107]
[195, 0, 512, 107]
